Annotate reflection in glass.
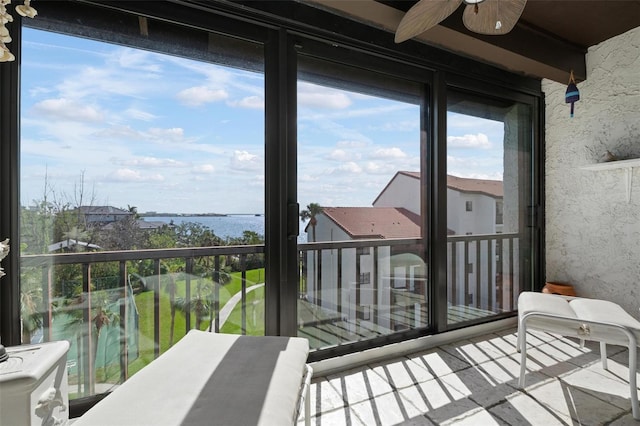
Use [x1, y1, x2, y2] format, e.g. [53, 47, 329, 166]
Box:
[19, 23, 265, 399]
[296, 57, 427, 350]
[446, 91, 532, 324]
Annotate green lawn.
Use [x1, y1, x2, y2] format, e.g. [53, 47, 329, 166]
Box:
[127, 268, 265, 377]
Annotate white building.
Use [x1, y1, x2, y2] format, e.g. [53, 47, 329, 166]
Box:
[303, 172, 504, 329]
[372, 171, 503, 235]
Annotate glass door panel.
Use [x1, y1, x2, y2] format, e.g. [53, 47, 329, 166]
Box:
[296, 54, 428, 350]
[446, 90, 532, 325]
[20, 20, 265, 398]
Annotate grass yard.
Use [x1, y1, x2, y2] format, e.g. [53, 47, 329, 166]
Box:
[127, 268, 265, 377]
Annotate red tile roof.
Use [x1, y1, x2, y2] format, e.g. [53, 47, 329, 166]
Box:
[321, 207, 420, 239]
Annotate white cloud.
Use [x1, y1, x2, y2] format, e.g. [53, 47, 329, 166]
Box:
[300, 103, 414, 122]
[120, 157, 188, 168]
[447, 155, 504, 180]
[374, 120, 418, 132]
[108, 168, 165, 182]
[176, 86, 228, 107]
[299, 92, 351, 109]
[28, 86, 53, 97]
[57, 66, 154, 100]
[124, 108, 157, 121]
[93, 125, 194, 145]
[363, 162, 399, 175]
[230, 150, 262, 171]
[33, 98, 104, 122]
[93, 125, 142, 140]
[299, 174, 320, 182]
[308, 120, 371, 145]
[113, 48, 162, 73]
[447, 133, 491, 149]
[369, 147, 407, 159]
[333, 162, 362, 174]
[193, 164, 215, 174]
[298, 82, 351, 109]
[336, 140, 369, 149]
[326, 149, 360, 162]
[230, 95, 263, 110]
[147, 127, 186, 143]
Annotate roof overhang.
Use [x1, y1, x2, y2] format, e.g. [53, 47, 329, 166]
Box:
[303, 0, 640, 83]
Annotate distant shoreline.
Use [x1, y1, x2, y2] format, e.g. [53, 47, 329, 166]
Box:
[139, 213, 263, 217]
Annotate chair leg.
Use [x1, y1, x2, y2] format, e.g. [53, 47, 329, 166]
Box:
[519, 324, 527, 388]
[304, 366, 312, 426]
[516, 316, 522, 353]
[629, 344, 639, 420]
[305, 385, 311, 426]
[600, 342, 608, 370]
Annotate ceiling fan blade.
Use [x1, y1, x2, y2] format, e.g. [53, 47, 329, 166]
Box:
[462, 0, 527, 35]
[395, 0, 464, 43]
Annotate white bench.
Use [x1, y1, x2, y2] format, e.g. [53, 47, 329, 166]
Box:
[74, 330, 312, 425]
[517, 291, 640, 419]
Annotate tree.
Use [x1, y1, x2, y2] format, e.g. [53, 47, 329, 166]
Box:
[160, 262, 180, 347]
[300, 203, 322, 242]
[96, 215, 147, 251]
[127, 205, 139, 219]
[21, 170, 98, 255]
[173, 279, 213, 331]
[300, 203, 322, 298]
[20, 287, 43, 344]
[90, 291, 120, 386]
[226, 231, 264, 271]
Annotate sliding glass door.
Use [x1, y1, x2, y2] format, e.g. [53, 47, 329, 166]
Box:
[295, 49, 432, 351]
[19, 11, 267, 398]
[0, 0, 542, 409]
[446, 89, 534, 325]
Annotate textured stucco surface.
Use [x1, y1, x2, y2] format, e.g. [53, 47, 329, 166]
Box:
[543, 26, 640, 315]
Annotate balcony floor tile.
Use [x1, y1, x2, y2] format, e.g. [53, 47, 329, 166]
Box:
[303, 327, 637, 425]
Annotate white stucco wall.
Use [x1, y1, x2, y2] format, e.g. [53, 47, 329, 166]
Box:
[544, 26, 640, 315]
[373, 173, 420, 214]
[447, 189, 497, 235]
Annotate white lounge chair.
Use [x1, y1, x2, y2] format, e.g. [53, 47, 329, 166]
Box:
[74, 329, 312, 425]
[517, 291, 640, 420]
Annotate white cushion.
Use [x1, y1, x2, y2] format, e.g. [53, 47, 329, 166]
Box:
[570, 298, 640, 331]
[74, 330, 309, 426]
[518, 292, 577, 319]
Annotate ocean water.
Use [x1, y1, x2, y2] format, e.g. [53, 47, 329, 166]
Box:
[144, 215, 308, 243]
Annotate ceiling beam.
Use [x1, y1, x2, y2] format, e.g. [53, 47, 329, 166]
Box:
[305, 0, 586, 83]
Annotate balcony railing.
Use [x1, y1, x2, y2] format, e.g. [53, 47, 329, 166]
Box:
[21, 245, 264, 397]
[296, 233, 521, 350]
[19, 232, 521, 399]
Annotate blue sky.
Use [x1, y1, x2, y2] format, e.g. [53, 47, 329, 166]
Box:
[20, 28, 504, 214]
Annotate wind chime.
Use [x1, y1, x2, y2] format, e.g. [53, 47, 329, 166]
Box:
[565, 70, 580, 118]
[1, 0, 38, 62]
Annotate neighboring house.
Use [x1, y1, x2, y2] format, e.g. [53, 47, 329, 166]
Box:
[313, 207, 421, 241]
[77, 206, 133, 225]
[304, 171, 504, 330]
[101, 220, 170, 231]
[373, 171, 503, 235]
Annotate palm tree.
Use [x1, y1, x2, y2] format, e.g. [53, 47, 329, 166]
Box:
[300, 203, 322, 300]
[164, 271, 178, 347]
[20, 287, 43, 344]
[127, 205, 139, 219]
[300, 203, 322, 242]
[173, 278, 214, 331]
[91, 291, 120, 384]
